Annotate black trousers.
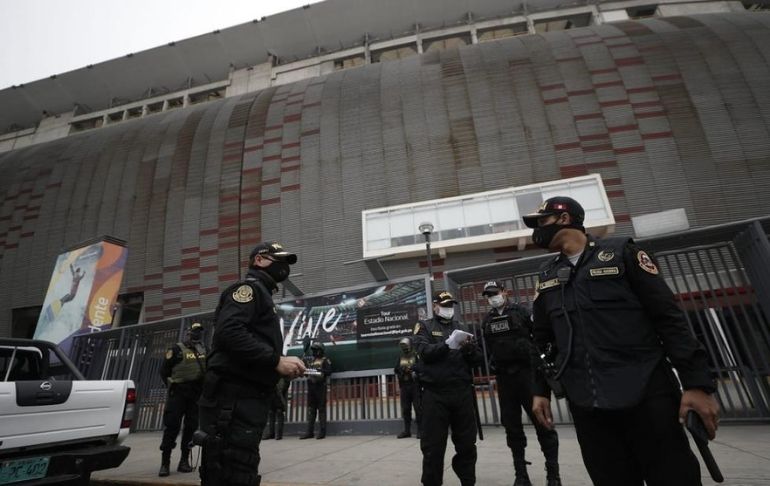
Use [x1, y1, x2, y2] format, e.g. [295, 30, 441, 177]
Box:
[570, 390, 702, 486]
[160, 383, 201, 455]
[306, 382, 327, 433]
[199, 381, 270, 486]
[399, 380, 421, 430]
[496, 368, 559, 463]
[420, 386, 477, 486]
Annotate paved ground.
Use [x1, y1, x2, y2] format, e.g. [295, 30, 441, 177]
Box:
[92, 424, 770, 485]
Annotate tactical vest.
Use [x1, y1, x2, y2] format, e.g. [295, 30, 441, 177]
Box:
[534, 236, 664, 409]
[170, 343, 206, 384]
[308, 356, 329, 384]
[482, 304, 531, 367]
[396, 354, 417, 382]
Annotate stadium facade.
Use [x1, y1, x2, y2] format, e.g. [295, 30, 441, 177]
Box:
[1, 0, 770, 338]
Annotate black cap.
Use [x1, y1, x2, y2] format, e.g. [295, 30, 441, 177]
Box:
[522, 196, 585, 229]
[482, 281, 504, 297]
[432, 290, 458, 306]
[249, 241, 297, 264]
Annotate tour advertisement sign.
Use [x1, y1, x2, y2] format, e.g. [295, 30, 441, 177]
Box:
[34, 237, 128, 356]
[277, 277, 429, 371]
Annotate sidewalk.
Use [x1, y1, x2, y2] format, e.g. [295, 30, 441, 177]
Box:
[92, 425, 770, 486]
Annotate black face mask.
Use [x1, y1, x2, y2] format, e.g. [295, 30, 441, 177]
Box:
[264, 260, 291, 282]
[189, 330, 202, 343]
[532, 223, 563, 249]
[532, 222, 585, 249]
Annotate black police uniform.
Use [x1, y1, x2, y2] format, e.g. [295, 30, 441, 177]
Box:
[394, 344, 421, 438]
[413, 313, 483, 486]
[532, 236, 715, 486]
[481, 299, 560, 482]
[301, 346, 332, 439]
[198, 268, 284, 486]
[159, 339, 206, 470]
[263, 377, 290, 440]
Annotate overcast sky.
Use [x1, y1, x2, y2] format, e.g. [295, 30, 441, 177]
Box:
[0, 0, 321, 90]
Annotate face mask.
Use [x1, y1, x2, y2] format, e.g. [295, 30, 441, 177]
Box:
[488, 294, 505, 308]
[437, 306, 455, 320]
[532, 222, 564, 249]
[189, 330, 202, 342]
[264, 260, 291, 282]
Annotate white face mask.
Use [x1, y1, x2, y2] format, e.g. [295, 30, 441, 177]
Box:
[488, 294, 505, 308]
[436, 306, 455, 320]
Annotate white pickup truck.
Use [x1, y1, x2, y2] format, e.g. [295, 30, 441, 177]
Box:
[0, 338, 134, 485]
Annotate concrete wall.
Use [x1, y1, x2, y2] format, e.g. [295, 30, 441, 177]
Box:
[1, 13, 769, 336]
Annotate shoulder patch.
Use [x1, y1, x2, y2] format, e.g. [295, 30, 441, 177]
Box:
[413, 322, 421, 335]
[637, 251, 659, 275]
[165, 349, 174, 359]
[232, 284, 254, 303]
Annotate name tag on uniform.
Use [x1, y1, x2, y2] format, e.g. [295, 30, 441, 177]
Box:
[537, 278, 560, 291]
[490, 321, 510, 333]
[589, 267, 620, 277]
[431, 331, 444, 337]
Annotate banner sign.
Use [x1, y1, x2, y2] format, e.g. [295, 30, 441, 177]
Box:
[277, 277, 429, 371]
[357, 304, 417, 342]
[34, 237, 128, 355]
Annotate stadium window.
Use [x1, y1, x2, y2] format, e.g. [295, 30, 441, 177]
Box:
[477, 24, 528, 42]
[361, 174, 613, 259]
[11, 306, 41, 339]
[114, 292, 144, 327]
[107, 111, 124, 124]
[167, 97, 184, 110]
[370, 44, 418, 63]
[189, 87, 226, 105]
[126, 106, 143, 119]
[626, 5, 658, 19]
[333, 55, 366, 70]
[534, 13, 592, 33]
[423, 33, 472, 53]
[146, 101, 164, 114]
[70, 116, 103, 132]
[743, 1, 770, 9]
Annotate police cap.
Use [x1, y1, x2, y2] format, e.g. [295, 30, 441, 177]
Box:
[522, 196, 585, 229]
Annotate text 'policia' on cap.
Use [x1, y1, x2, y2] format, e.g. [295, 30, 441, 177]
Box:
[522, 197, 585, 229]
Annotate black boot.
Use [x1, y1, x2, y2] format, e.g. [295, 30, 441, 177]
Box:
[300, 407, 315, 439]
[276, 412, 284, 440]
[416, 422, 421, 440]
[513, 458, 532, 486]
[397, 418, 411, 438]
[546, 462, 562, 486]
[159, 450, 171, 477]
[177, 450, 193, 473]
[316, 408, 326, 439]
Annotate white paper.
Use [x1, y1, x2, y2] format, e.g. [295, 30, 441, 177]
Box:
[445, 329, 473, 350]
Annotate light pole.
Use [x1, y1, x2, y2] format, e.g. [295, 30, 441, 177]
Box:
[419, 222, 435, 294]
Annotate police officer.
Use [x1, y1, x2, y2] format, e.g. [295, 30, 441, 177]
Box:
[198, 242, 305, 486]
[480, 282, 561, 486]
[262, 377, 290, 440]
[158, 322, 207, 477]
[300, 341, 332, 440]
[524, 197, 720, 486]
[413, 290, 483, 486]
[394, 337, 421, 439]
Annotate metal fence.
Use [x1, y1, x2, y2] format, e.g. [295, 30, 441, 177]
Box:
[450, 219, 770, 424]
[70, 219, 770, 431]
